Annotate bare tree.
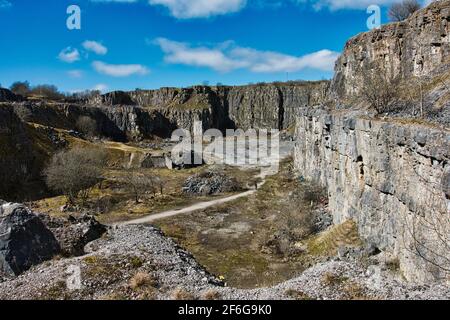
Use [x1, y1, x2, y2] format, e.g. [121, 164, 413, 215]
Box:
[76, 116, 98, 138]
[361, 66, 399, 114]
[44, 147, 107, 205]
[10, 81, 31, 97]
[389, 0, 421, 22]
[122, 171, 158, 204]
[402, 165, 450, 278]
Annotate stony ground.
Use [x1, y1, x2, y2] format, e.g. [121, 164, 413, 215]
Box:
[1, 225, 448, 300]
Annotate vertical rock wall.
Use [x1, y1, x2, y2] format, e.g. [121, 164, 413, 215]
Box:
[294, 109, 450, 282]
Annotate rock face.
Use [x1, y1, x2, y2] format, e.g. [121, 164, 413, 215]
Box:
[331, 0, 450, 99]
[0, 89, 22, 102]
[182, 171, 241, 195]
[0, 105, 48, 201]
[86, 82, 328, 134]
[294, 109, 450, 283]
[0, 202, 60, 276]
[38, 214, 107, 257]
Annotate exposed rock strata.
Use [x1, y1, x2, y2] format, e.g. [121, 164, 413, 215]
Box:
[294, 109, 450, 283]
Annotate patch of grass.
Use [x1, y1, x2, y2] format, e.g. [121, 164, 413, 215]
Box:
[171, 287, 196, 300]
[285, 289, 314, 300]
[38, 280, 71, 300]
[342, 282, 370, 300]
[129, 272, 157, 290]
[201, 289, 221, 300]
[307, 220, 362, 257]
[321, 272, 348, 286]
[128, 256, 145, 269]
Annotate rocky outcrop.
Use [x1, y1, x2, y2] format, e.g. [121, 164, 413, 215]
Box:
[294, 109, 450, 283]
[0, 106, 45, 201]
[332, 0, 450, 99]
[0, 202, 60, 276]
[38, 214, 107, 257]
[0, 89, 22, 102]
[85, 82, 328, 134]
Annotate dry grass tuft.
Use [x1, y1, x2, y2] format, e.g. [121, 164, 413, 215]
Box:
[201, 289, 221, 300]
[171, 287, 196, 300]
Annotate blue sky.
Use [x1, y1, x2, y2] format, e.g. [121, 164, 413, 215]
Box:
[0, 0, 431, 92]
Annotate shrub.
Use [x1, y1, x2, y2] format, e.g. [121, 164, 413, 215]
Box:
[361, 67, 399, 114]
[10, 81, 31, 97]
[76, 116, 97, 137]
[389, 0, 421, 22]
[129, 272, 157, 290]
[171, 287, 196, 300]
[44, 147, 107, 205]
[201, 289, 221, 300]
[122, 170, 158, 204]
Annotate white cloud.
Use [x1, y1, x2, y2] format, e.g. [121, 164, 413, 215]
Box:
[154, 38, 339, 73]
[154, 38, 245, 72]
[92, 61, 150, 77]
[148, 0, 247, 19]
[68, 70, 83, 78]
[82, 40, 108, 55]
[58, 47, 80, 63]
[93, 84, 109, 92]
[0, 0, 11, 9]
[298, 0, 431, 10]
[90, 0, 137, 3]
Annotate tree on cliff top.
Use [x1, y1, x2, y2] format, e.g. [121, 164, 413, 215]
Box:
[10, 81, 31, 97]
[389, 0, 421, 21]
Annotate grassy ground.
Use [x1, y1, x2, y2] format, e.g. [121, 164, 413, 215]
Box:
[154, 160, 360, 289]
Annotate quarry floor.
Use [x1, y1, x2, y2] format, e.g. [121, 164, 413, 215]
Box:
[8, 137, 449, 299]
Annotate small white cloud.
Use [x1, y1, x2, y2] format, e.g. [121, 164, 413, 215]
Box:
[154, 38, 339, 73]
[90, 0, 137, 3]
[92, 61, 150, 77]
[148, 0, 247, 19]
[68, 70, 83, 78]
[58, 47, 81, 63]
[298, 0, 430, 11]
[82, 41, 108, 55]
[0, 0, 11, 9]
[93, 84, 109, 92]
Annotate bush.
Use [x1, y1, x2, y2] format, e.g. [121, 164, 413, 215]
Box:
[30, 84, 64, 100]
[389, 0, 421, 22]
[122, 171, 158, 204]
[129, 272, 157, 290]
[44, 147, 107, 205]
[361, 67, 399, 114]
[76, 116, 97, 137]
[10, 81, 31, 96]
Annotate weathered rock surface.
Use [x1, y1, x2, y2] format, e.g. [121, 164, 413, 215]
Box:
[331, 0, 450, 124]
[0, 105, 52, 201]
[294, 108, 450, 283]
[38, 214, 107, 257]
[182, 171, 241, 195]
[0, 224, 448, 300]
[0, 202, 60, 276]
[0, 89, 22, 102]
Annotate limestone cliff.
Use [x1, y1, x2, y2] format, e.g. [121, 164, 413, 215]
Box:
[332, 0, 450, 98]
[294, 109, 449, 282]
[294, 1, 450, 283]
[91, 82, 328, 132]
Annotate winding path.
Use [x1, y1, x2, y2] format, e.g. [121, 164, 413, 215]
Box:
[121, 138, 294, 225]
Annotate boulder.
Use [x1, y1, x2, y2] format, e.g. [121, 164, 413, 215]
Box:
[0, 202, 60, 276]
[182, 171, 241, 195]
[38, 213, 107, 257]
